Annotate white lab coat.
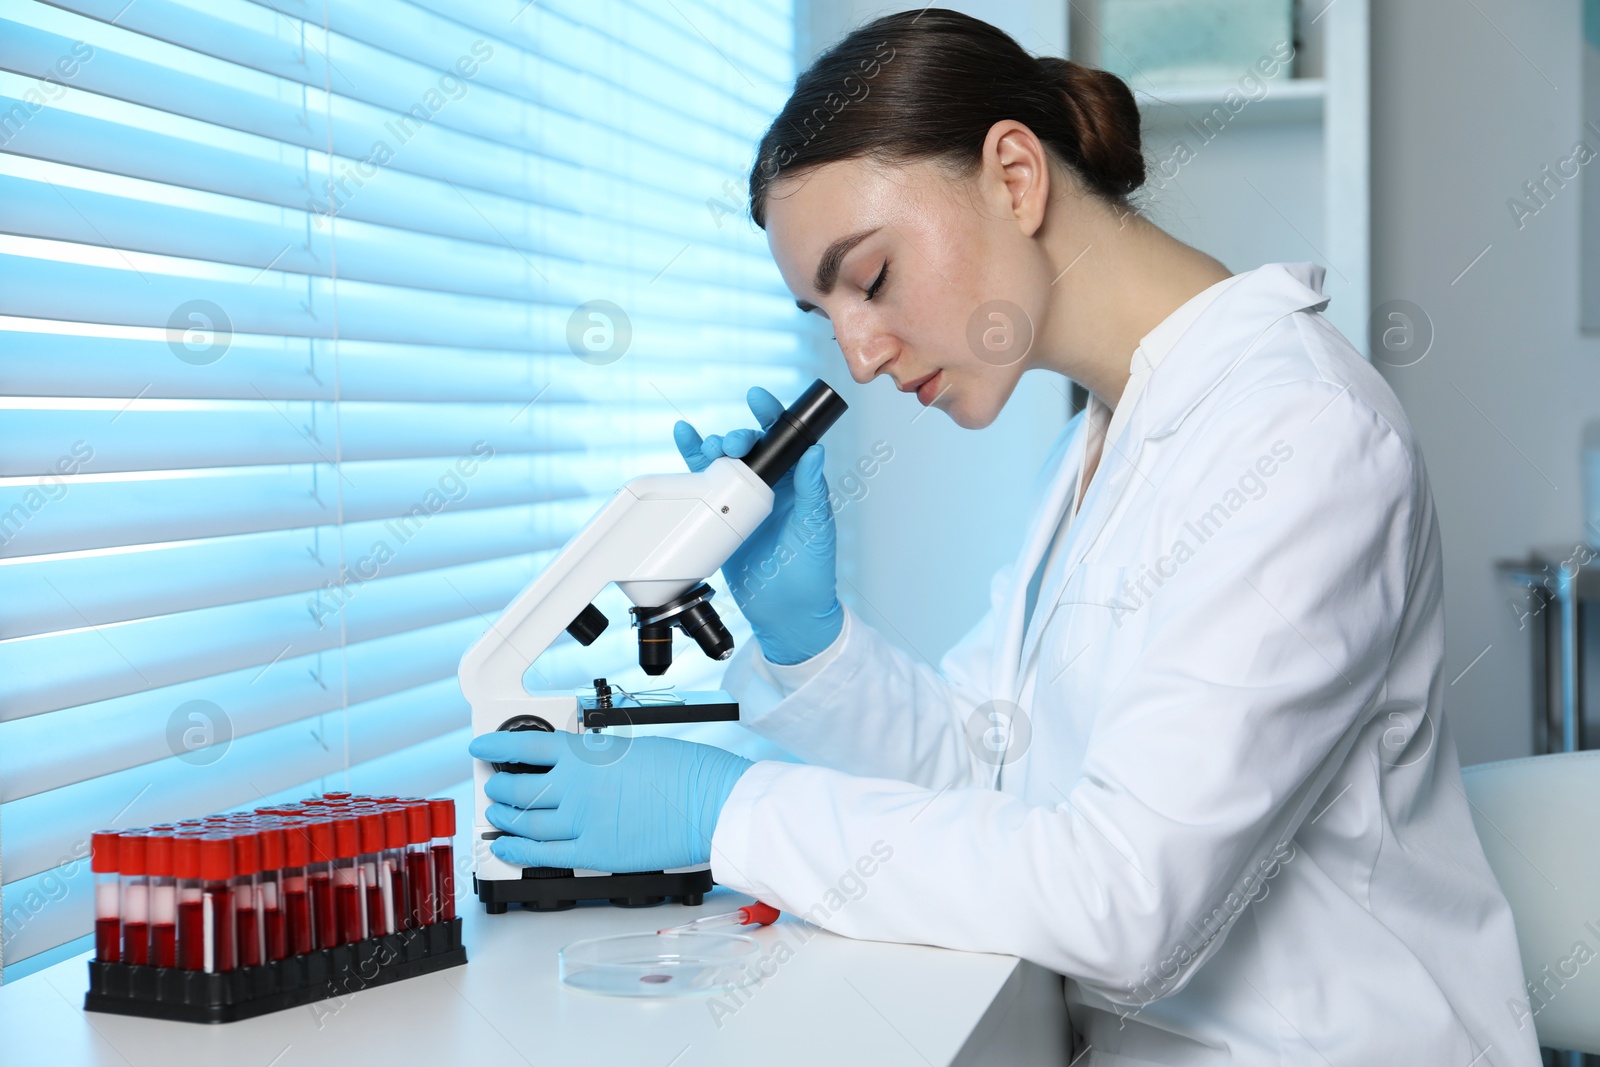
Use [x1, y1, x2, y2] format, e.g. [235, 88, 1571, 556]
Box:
[710, 263, 1541, 1065]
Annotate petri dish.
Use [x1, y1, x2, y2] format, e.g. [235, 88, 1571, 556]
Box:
[559, 931, 761, 998]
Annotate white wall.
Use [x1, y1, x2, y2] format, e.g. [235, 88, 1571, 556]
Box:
[1371, 0, 1599, 765]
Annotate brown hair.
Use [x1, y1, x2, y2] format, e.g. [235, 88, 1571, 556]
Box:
[748, 8, 1144, 229]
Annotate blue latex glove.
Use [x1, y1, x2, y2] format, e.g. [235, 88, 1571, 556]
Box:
[673, 386, 844, 665]
[468, 730, 754, 873]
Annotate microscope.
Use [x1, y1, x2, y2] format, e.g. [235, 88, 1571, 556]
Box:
[458, 380, 848, 913]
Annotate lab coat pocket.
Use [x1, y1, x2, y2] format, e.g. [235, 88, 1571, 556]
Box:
[1045, 562, 1129, 685]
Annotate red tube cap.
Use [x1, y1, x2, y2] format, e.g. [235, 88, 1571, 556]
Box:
[174, 834, 201, 880]
[146, 833, 175, 878]
[234, 830, 261, 877]
[117, 832, 149, 877]
[427, 798, 456, 839]
[284, 822, 312, 868]
[380, 807, 405, 850]
[199, 835, 234, 881]
[91, 830, 121, 874]
[333, 815, 361, 860]
[308, 818, 338, 865]
[258, 825, 285, 870]
[356, 812, 385, 853]
[403, 802, 431, 845]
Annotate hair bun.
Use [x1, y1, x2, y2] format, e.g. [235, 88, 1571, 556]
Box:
[1035, 56, 1144, 199]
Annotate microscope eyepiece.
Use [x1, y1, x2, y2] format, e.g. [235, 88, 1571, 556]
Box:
[740, 379, 848, 488]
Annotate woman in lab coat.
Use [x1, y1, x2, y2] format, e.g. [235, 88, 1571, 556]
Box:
[477, 9, 1541, 1064]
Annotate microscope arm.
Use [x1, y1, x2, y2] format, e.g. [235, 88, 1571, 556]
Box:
[456, 454, 774, 718]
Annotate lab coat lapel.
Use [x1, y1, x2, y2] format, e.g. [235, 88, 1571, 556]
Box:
[993, 423, 1086, 701]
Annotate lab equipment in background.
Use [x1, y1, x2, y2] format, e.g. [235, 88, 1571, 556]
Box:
[558, 930, 762, 998]
[459, 379, 848, 914]
[83, 794, 465, 1023]
[1091, 0, 1294, 88]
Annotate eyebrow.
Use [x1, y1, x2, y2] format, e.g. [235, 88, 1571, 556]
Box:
[795, 226, 881, 312]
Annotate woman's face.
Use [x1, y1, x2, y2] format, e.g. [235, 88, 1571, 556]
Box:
[763, 156, 1049, 430]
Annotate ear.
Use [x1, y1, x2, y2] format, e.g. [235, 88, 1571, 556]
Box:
[980, 120, 1051, 238]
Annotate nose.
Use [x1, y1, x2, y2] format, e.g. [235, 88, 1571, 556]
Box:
[835, 317, 898, 386]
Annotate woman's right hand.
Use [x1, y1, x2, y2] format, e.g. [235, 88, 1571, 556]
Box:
[673, 386, 844, 666]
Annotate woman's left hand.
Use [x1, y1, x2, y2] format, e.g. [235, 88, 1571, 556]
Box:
[468, 730, 753, 873]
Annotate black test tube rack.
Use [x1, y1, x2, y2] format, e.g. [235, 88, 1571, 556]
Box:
[84, 917, 466, 1024]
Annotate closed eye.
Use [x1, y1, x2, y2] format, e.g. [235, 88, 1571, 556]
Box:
[864, 260, 888, 301]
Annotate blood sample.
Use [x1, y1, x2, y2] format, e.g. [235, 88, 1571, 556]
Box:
[91, 831, 121, 962]
[146, 831, 178, 967]
[199, 834, 236, 972]
[332, 814, 365, 944]
[308, 818, 339, 949]
[257, 822, 288, 961]
[281, 819, 314, 955]
[401, 802, 434, 928]
[233, 829, 264, 968]
[174, 833, 205, 970]
[118, 831, 150, 966]
[381, 806, 409, 933]
[403, 799, 441, 927]
[322, 791, 352, 801]
[356, 811, 391, 938]
[428, 798, 456, 923]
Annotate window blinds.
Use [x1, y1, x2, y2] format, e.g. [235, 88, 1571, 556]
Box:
[0, 0, 802, 978]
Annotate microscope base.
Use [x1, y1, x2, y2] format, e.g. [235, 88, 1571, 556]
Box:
[474, 869, 712, 913]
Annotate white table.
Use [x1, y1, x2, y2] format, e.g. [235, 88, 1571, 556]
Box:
[0, 792, 1071, 1066]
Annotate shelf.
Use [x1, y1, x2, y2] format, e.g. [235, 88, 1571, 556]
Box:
[1134, 77, 1326, 128]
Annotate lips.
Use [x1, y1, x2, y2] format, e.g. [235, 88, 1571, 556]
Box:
[898, 371, 938, 393]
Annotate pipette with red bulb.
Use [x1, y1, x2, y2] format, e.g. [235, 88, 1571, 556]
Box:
[657, 902, 779, 935]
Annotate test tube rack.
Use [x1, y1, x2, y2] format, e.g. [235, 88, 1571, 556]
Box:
[84, 916, 466, 1024]
[82, 792, 467, 1024]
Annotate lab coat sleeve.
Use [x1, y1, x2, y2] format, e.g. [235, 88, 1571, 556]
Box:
[710, 380, 1418, 1003]
[717, 561, 1020, 790]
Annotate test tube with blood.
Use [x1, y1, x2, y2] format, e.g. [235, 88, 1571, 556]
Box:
[91, 831, 121, 962]
[428, 798, 456, 923]
[232, 828, 264, 968]
[356, 811, 390, 937]
[381, 806, 409, 934]
[323, 791, 352, 801]
[402, 802, 434, 928]
[118, 831, 150, 966]
[308, 818, 339, 949]
[146, 831, 178, 967]
[199, 833, 236, 973]
[174, 832, 205, 969]
[280, 819, 314, 955]
[256, 822, 288, 961]
[332, 814, 366, 944]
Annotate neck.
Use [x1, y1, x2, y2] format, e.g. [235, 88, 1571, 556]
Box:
[1028, 200, 1232, 410]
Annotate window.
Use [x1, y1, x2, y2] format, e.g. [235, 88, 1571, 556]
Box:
[0, 0, 803, 980]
